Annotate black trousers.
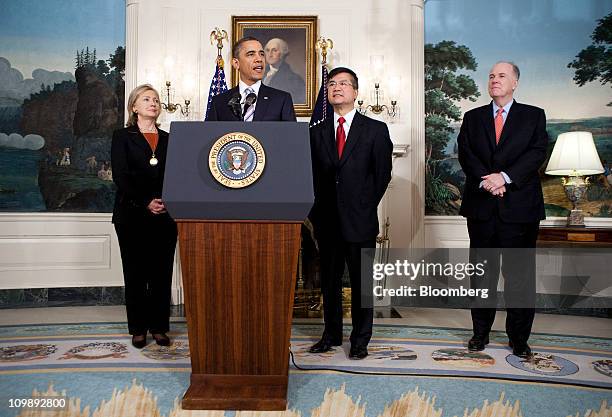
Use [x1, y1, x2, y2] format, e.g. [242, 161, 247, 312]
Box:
[467, 216, 539, 346]
[318, 237, 375, 347]
[114, 215, 177, 335]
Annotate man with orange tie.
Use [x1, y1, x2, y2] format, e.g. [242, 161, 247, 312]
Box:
[308, 67, 393, 359]
[458, 61, 548, 358]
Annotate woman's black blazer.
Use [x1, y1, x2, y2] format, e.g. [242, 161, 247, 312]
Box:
[111, 125, 171, 224]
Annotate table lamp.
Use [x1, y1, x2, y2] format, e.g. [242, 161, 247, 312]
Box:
[545, 131, 604, 226]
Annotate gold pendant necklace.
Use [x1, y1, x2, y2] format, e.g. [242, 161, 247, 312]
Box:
[141, 126, 158, 166]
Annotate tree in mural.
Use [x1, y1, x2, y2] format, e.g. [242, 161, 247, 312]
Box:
[425, 40, 480, 214]
[567, 12, 612, 217]
[73, 46, 125, 126]
[568, 12, 611, 106]
[108, 46, 125, 78]
[74, 46, 124, 80]
[107, 46, 125, 126]
[96, 59, 110, 77]
[75, 47, 98, 69]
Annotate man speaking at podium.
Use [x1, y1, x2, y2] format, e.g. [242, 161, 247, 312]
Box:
[206, 36, 296, 122]
[308, 67, 393, 359]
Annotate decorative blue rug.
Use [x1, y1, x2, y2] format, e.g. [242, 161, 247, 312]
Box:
[0, 320, 610, 416]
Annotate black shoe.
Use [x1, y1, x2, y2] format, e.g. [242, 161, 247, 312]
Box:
[308, 338, 341, 353]
[467, 335, 489, 352]
[349, 344, 368, 360]
[512, 343, 532, 358]
[152, 332, 171, 346]
[132, 334, 147, 349]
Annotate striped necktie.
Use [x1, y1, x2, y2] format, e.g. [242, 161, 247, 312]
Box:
[243, 87, 256, 122]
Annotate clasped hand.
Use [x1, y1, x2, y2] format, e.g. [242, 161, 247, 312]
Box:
[481, 173, 506, 197]
[147, 198, 167, 214]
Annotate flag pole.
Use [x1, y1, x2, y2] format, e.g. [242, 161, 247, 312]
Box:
[205, 28, 230, 120]
[309, 37, 334, 127]
[315, 36, 333, 67]
[210, 27, 228, 62]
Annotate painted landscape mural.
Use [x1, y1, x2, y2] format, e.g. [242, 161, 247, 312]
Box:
[0, 0, 124, 212]
[424, 0, 612, 217]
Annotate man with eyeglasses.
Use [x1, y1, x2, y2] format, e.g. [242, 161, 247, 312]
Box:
[308, 67, 393, 359]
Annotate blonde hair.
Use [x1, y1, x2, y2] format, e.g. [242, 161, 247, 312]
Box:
[126, 84, 161, 127]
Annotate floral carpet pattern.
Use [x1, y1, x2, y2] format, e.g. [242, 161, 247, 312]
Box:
[0, 321, 610, 417]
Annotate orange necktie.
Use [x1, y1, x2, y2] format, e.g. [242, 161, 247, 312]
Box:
[336, 117, 346, 157]
[495, 108, 504, 144]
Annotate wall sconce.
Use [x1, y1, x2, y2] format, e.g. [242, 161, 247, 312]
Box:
[357, 83, 397, 117]
[357, 55, 399, 119]
[545, 131, 604, 226]
[161, 81, 191, 118]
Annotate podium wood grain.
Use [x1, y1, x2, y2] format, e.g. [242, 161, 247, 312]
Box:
[178, 221, 301, 410]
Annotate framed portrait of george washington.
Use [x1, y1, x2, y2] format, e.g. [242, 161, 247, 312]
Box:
[232, 15, 317, 117]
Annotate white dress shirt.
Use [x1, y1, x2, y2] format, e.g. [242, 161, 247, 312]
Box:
[333, 108, 357, 142]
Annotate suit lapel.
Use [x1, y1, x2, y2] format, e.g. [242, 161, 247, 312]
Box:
[127, 126, 151, 154]
[479, 104, 497, 151]
[339, 111, 364, 168]
[253, 85, 271, 121]
[497, 100, 519, 147]
[321, 118, 338, 165]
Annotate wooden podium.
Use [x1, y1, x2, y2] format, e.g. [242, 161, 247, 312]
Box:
[162, 122, 313, 410]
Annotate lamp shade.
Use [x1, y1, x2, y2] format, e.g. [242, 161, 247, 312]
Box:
[545, 131, 604, 176]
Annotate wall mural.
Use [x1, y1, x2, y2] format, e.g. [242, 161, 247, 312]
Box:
[424, 0, 612, 217]
[0, 0, 124, 212]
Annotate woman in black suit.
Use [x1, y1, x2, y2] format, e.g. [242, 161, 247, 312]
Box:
[111, 84, 177, 348]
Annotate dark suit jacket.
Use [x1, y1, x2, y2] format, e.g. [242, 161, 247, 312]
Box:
[309, 111, 393, 242]
[111, 125, 173, 224]
[206, 84, 296, 121]
[458, 101, 548, 223]
[265, 62, 306, 104]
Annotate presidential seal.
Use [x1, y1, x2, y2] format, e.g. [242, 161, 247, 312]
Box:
[209, 132, 266, 188]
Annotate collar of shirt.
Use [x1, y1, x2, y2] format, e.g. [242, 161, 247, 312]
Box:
[239, 80, 261, 100]
[492, 100, 513, 122]
[333, 108, 357, 139]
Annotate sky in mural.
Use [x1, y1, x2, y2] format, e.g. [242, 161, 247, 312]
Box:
[0, 0, 123, 77]
[425, 0, 612, 120]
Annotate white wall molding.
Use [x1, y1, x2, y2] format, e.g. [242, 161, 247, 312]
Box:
[125, 0, 139, 122]
[0, 212, 183, 296]
[407, 1, 425, 249]
[424, 215, 469, 247]
[424, 215, 612, 248]
[0, 213, 123, 289]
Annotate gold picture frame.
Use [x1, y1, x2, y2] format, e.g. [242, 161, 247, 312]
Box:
[231, 15, 317, 117]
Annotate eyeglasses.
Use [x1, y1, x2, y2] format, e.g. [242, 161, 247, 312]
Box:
[328, 80, 354, 88]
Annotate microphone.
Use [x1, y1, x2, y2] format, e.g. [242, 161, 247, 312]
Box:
[242, 93, 257, 118]
[228, 92, 242, 119]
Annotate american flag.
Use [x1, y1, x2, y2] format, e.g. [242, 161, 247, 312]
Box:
[205, 56, 228, 120]
[309, 64, 333, 127]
